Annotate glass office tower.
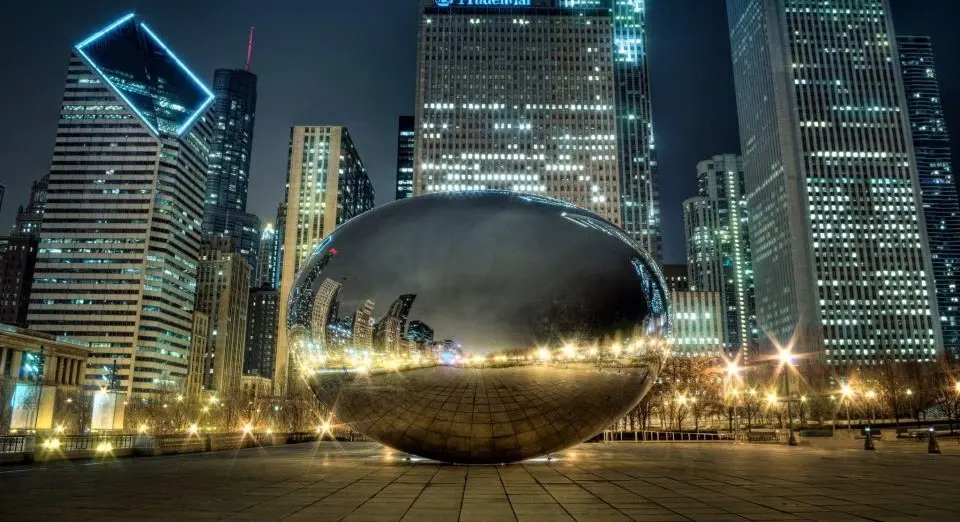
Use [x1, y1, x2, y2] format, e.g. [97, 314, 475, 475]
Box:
[27, 14, 214, 396]
[396, 116, 415, 200]
[726, 0, 941, 363]
[203, 68, 260, 280]
[898, 35, 960, 361]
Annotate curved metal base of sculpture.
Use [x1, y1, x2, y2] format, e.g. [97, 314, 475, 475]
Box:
[310, 362, 657, 464]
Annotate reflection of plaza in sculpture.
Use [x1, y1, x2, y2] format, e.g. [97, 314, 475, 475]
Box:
[287, 192, 670, 463]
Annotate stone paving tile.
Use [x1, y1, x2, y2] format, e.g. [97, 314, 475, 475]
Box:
[2, 441, 960, 521]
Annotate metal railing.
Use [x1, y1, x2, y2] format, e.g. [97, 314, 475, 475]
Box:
[0, 436, 27, 454]
[600, 430, 736, 442]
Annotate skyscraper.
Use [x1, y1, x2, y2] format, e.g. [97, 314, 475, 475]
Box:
[683, 154, 755, 358]
[396, 116, 415, 200]
[244, 287, 278, 378]
[275, 125, 375, 394]
[559, 0, 660, 259]
[194, 237, 250, 396]
[726, 0, 941, 363]
[27, 14, 214, 396]
[13, 175, 48, 237]
[898, 35, 960, 360]
[670, 291, 725, 358]
[0, 236, 37, 327]
[257, 222, 279, 289]
[202, 67, 261, 279]
[353, 299, 375, 352]
[414, 1, 623, 225]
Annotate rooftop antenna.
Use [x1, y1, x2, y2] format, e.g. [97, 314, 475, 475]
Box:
[245, 26, 255, 71]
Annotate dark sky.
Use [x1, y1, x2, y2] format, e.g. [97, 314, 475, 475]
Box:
[0, 1, 957, 264]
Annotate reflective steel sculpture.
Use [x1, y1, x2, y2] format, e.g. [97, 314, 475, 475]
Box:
[289, 192, 670, 464]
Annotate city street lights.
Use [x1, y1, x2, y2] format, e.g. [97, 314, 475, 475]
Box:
[865, 390, 877, 423]
[724, 362, 742, 437]
[778, 349, 798, 446]
[841, 384, 854, 429]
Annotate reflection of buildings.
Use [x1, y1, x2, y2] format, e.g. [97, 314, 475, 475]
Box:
[311, 278, 343, 347]
[396, 116, 415, 200]
[413, 2, 622, 226]
[244, 287, 278, 378]
[407, 320, 434, 345]
[728, 0, 941, 362]
[373, 295, 416, 354]
[195, 238, 250, 396]
[26, 14, 214, 397]
[898, 36, 960, 361]
[669, 291, 723, 358]
[683, 155, 756, 358]
[277, 125, 374, 394]
[353, 300, 375, 352]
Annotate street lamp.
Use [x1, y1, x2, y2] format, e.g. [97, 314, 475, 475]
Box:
[841, 384, 854, 430]
[724, 361, 742, 437]
[865, 390, 877, 423]
[777, 348, 798, 446]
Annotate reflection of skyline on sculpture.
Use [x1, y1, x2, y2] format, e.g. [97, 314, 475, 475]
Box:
[288, 193, 666, 354]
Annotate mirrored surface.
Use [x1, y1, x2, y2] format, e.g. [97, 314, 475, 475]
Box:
[289, 191, 670, 463]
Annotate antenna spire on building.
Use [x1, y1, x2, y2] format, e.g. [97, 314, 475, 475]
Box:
[245, 26, 255, 71]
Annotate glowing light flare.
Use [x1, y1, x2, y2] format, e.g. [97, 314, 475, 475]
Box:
[43, 439, 61, 450]
[766, 393, 778, 405]
[96, 442, 113, 453]
[188, 423, 200, 435]
[562, 345, 577, 359]
[137, 424, 148, 434]
[243, 424, 253, 434]
[54, 424, 66, 435]
[537, 348, 551, 361]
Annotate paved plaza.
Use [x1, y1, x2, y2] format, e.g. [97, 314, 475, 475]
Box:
[1, 441, 958, 521]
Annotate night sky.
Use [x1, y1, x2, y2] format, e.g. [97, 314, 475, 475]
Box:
[0, 0, 957, 263]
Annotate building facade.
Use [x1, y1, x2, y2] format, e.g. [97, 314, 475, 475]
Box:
[559, 0, 660, 259]
[683, 154, 755, 358]
[257, 223, 279, 289]
[202, 68, 261, 280]
[669, 291, 724, 358]
[276, 125, 375, 394]
[0, 236, 38, 328]
[0, 323, 90, 389]
[414, 2, 623, 225]
[726, 0, 941, 363]
[185, 312, 208, 398]
[194, 238, 250, 396]
[396, 116, 415, 200]
[661, 264, 689, 293]
[244, 287, 278, 378]
[898, 35, 960, 360]
[12, 175, 48, 237]
[26, 14, 214, 396]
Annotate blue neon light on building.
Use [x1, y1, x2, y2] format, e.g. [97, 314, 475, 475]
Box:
[74, 13, 214, 137]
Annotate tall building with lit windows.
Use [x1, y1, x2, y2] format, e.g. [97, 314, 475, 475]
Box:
[898, 36, 960, 361]
[414, 1, 623, 226]
[396, 116, 415, 200]
[26, 14, 214, 396]
[195, 237, 250, 396]
[202, 68, 261, 281]
[726, 0, 941, 364]
[275, 125, 374, 394]
[670, 291, 725, 358]
[683, 155, 755, 359]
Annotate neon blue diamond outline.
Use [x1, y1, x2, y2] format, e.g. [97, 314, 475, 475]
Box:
[75, 13, 215, 137]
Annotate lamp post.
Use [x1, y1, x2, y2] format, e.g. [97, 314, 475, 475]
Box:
[841, 384, 854, 430]
[778, 349, 798, 446]
[725, 361, 742, 440]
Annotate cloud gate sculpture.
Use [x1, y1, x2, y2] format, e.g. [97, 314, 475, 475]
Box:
[288, 192, 670, 464]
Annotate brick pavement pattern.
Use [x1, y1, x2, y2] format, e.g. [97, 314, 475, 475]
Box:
[1, 442, 958, 521]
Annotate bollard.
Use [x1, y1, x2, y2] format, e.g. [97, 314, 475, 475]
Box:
[928, 428, 941, 455]
[864, 427, 875, 451]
